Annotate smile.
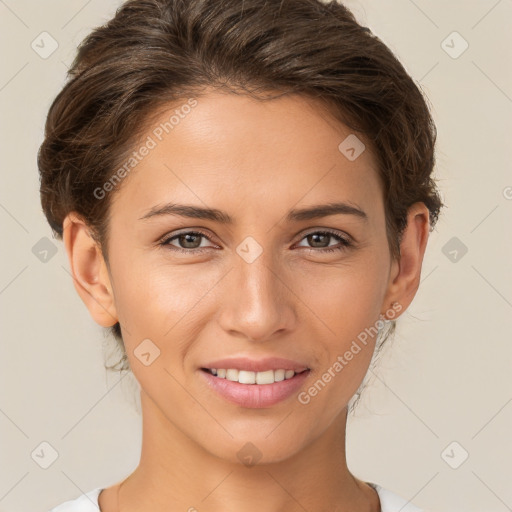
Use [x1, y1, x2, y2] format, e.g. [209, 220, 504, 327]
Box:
[199, 368, 311, 408]
[201, 367, 308, 384]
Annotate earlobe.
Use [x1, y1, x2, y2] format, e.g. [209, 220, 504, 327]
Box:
[62, 213, 118, 328]
[381, 202, 430, 318]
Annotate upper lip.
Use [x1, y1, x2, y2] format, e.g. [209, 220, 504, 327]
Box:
[201, 357, 310, 373]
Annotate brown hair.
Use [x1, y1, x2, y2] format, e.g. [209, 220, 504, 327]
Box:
[38, 0, 443, 377]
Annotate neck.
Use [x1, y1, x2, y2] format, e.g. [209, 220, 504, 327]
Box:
[116, 391, 379, 512]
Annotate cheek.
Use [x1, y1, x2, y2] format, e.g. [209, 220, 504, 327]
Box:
[295, 255, 387, 331]
[298, 268, 384, 417]
[110, 253, 221, 351]
[141, 263, 224, 331]
[294, 255, 387, 385]
[113, 249, 388, 338]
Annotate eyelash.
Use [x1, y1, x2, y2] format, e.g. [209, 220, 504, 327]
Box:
[159, 229, 353, 255]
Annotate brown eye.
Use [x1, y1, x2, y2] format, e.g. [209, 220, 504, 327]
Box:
[175, 233, 203, 249]
[160, 230, 216, 253]
[296, 231, 352, 253]
[307, 233, 330, 248]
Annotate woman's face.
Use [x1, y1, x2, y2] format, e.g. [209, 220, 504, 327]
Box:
[76, 90, 413, 464]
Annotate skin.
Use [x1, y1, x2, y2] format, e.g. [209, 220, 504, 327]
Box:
[63, 89, 430, 512]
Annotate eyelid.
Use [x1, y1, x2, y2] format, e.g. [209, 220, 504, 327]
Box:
[158, 228, 218, 247]
[158, 227, 352, 242]
[296, 227, 353, 243]
[158, 226, 354, 252]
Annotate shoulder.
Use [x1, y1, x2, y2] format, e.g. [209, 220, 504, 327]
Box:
[47, 488, 103, 512]
[49, 483, 433, 512]
[368, 482, 427, 512]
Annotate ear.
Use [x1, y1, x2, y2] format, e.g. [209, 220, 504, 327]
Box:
[381, 202, 430, 319]
[62, 212, 118, 327]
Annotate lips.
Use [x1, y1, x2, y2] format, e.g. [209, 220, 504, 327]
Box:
[199, 367, 311, 408]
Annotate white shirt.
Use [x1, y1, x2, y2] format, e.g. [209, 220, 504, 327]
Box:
[48, 482, 425, 511]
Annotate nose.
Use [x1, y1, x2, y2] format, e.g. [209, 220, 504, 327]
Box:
[217, 248, 297, 342]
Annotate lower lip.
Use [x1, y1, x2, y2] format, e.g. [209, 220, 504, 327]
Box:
[199, 369, 311, 408]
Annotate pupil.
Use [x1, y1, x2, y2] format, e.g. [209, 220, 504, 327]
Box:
[309, 233, 328, 248]
[181, 234, 200, 248]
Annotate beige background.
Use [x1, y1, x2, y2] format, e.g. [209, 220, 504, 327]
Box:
[1, 1, 511, 511]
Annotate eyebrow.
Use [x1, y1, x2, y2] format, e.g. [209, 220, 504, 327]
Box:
[138, 201, 368, 224]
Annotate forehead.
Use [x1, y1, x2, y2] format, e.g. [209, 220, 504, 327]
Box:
[109, 90, 383, 225]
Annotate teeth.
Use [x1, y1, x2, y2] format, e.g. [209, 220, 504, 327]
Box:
[226, 369, 239, 382]
[209, 368, 301, 384]
[274, 369, 285, 382]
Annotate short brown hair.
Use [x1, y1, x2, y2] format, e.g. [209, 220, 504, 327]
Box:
[38, 0, 443, 374]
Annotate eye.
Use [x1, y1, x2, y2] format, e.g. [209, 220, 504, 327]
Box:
[160, 230, 217, 253]
[159, 229, 353, 255]
[295, 230, 353, 254]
